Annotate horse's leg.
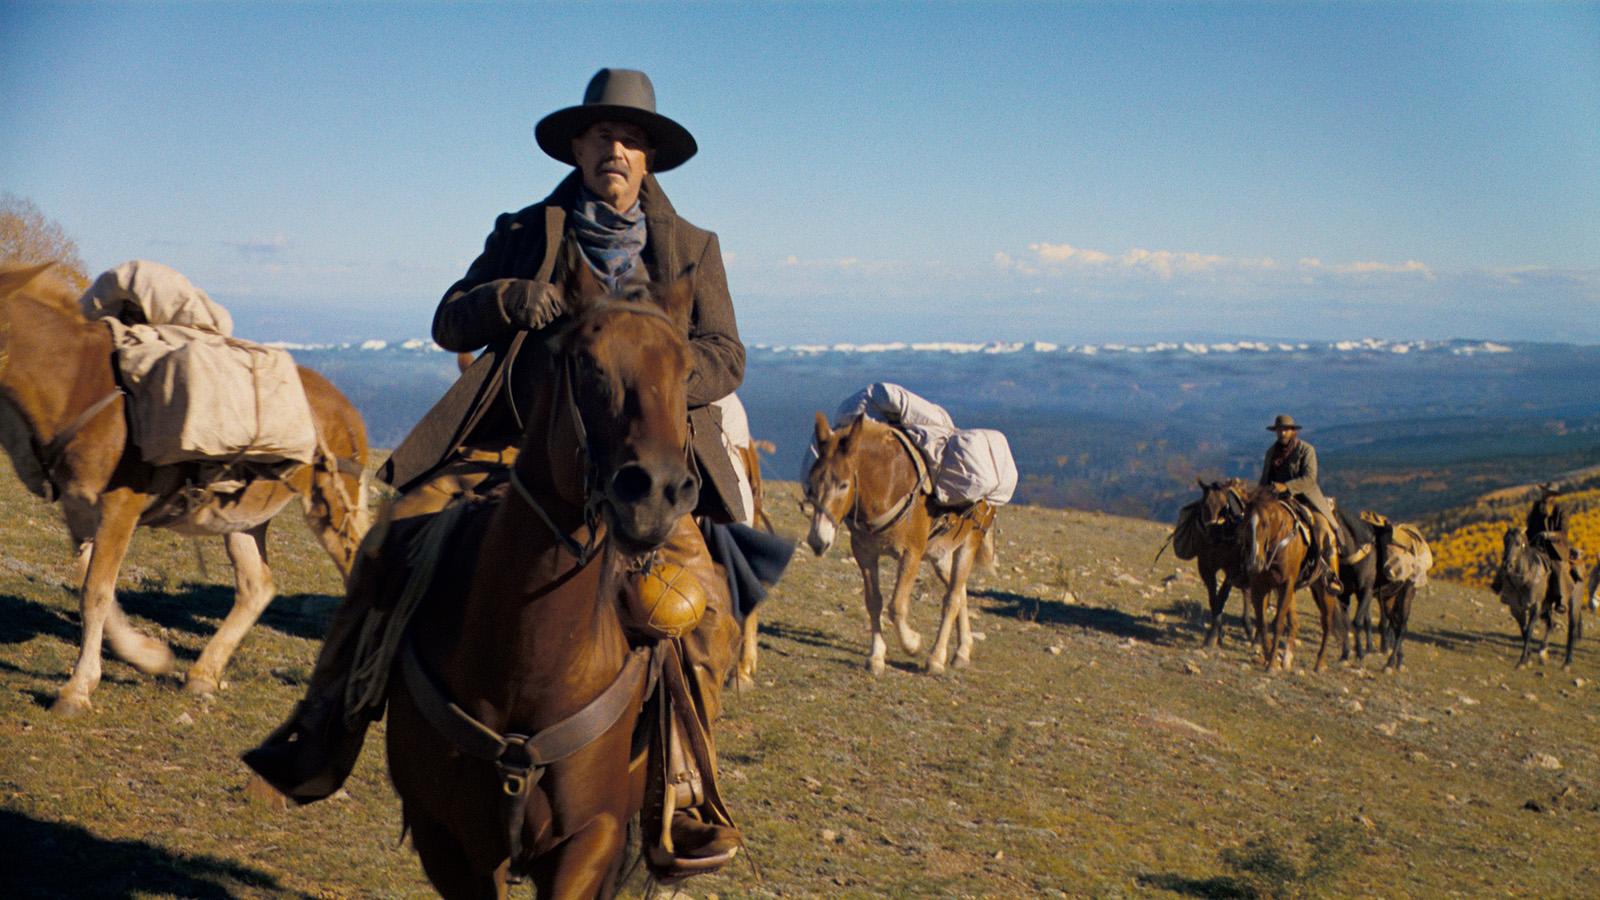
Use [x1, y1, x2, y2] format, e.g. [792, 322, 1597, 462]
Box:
[1252, 588, 1273, 669]
[541, 817, 630, 900]
[1277, 583, 1297, 672]
[1515, 598, 1535, 669]
[1200, 566, 1224, 647]
[1312, 580, 1339, 672]
[886, 548, 925, 660]
[56, 490, 162, 715]
[187, 524, 275, 694]
[1385, 582, 1413, 672]
[1563, 574, 1580, 670]
[856, 554, 890, 676]
[927, 545, 976, 672]
[406, 803, 506, 900]
[735, 607, 760, 692]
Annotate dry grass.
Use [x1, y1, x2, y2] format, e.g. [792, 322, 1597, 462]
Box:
[2, 473, 1599, 899]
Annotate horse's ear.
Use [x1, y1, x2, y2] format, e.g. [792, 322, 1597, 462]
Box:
[655, 271, 694, 334]
[814, 411, 833, 444]
[558, 241, 603, 315]
[1197, 476, 1206, 489]
[841, 413, 867, 448]
[0, 261, 58, 300]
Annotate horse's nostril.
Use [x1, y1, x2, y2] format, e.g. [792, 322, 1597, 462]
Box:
[611, 464, 652, 504]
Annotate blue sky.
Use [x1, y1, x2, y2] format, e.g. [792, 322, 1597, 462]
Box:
[3, 1, 1597, 346]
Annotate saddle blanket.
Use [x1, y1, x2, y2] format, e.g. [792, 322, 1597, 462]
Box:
[805, 383, 1017, 506]
[81, 261, 317, 467]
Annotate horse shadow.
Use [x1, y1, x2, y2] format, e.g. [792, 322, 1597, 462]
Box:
[1136, 871, 1251, 898]
[0, 808, 317, 900]
[0, 592, 78, 646]
[116, 584, 337, 643]
[749, 618, 892, 673]
[974, 588, 1173, 645]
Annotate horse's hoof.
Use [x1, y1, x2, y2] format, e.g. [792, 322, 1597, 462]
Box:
[925, 660, 947, 676]
[184, 672, 220, 695]
[902, 633, 923, 655]
[734, 673, 757, 693]
[52, 693, 92, 718]
[953, 655, 972, 670]
[867, 658, 886, 676]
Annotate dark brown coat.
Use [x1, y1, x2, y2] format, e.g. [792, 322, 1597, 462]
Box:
[379, 171, 747, 523]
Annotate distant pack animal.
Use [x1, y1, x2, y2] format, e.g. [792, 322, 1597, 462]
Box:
[1356, 512, 1433, 671]
[1491, 527, 1582, 669]
[1332, 504, 1379, 662]
[375, 263, 743, 897]
[804, 412, 996, 675]
[1167, 477, 1252, 647]
[0, 262, 369, 716]
[1238, 486, 1349, 672]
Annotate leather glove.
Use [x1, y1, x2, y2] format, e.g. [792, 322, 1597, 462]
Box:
[504, 281, 565, 331]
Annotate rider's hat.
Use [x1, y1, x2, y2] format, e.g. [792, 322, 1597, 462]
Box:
[1267, 414, 1303, 432]
[1538, 481, 1562, 497]
[536, 68, 698, 172]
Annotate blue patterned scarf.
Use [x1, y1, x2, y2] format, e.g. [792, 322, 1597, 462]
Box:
[569, 186, 647, 292]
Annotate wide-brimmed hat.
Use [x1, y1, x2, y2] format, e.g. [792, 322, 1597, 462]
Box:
[1538, 481, 1562, 497]
[1267, 414, 1303, 432]
[535, 68, 698, 172]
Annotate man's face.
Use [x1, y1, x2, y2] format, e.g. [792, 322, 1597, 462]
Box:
[1275, 427, 1297, 446]
[572, 121, 654, 210]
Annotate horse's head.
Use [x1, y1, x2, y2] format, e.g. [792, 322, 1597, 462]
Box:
[544, 260, 698, 553]
[0, 261, 76, 357]
[1197, 478, 1245, 529]
[1239, 485, 1296, 576]
[1501, 527, 1530, 565]
[803, 412, 866, 555]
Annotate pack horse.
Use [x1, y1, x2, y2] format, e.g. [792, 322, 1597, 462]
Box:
[0, 262, 369, 715]
[804, 408, 1002, 675]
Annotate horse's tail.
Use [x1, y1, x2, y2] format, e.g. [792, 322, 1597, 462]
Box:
[977, 524, 997, 574]
[1153, 532, 1174, 566]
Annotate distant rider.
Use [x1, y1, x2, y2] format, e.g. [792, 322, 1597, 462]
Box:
[1259, 414, 1343, 594]
[1527, 481, 1583, 604]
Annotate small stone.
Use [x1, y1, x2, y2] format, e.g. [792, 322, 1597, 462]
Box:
[1048, 646, 1062, 656]
[1523, 752, 1562, 770]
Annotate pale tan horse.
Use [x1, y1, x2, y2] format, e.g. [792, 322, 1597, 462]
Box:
[732, 436, 775, 690]
[0, 262, 369, 715]
[804, 413, 996, 675]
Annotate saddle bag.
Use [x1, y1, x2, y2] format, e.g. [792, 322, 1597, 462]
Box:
[1171, 501, 1204, 561]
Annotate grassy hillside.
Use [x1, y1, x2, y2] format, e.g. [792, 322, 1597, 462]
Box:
[2, 471, 1599, 899]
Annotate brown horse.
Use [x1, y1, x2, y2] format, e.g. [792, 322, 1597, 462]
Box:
[379, 265, 736, 898]
[1491, 527, 1580, 669]
[1238, 486, 1348, 672]
[0, 262, 369, 716]
[804, 413, 996, 675]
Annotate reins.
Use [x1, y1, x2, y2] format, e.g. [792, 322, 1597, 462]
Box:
[34, 389, 124, 503]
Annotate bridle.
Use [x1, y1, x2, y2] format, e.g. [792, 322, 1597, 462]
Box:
[804, 423, 926, 537]
[506, 300, 693, 567]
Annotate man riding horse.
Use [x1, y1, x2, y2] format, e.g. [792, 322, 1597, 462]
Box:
[1527, 481, 1583, 609]
[1259, 414, 1343, 595]
[246, 69, 769, 869]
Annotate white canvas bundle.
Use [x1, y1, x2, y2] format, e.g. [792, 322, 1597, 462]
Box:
[804, 382, 1016, 507]
[82, 262, 317, 468]
[934, 428, 1018, 506]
